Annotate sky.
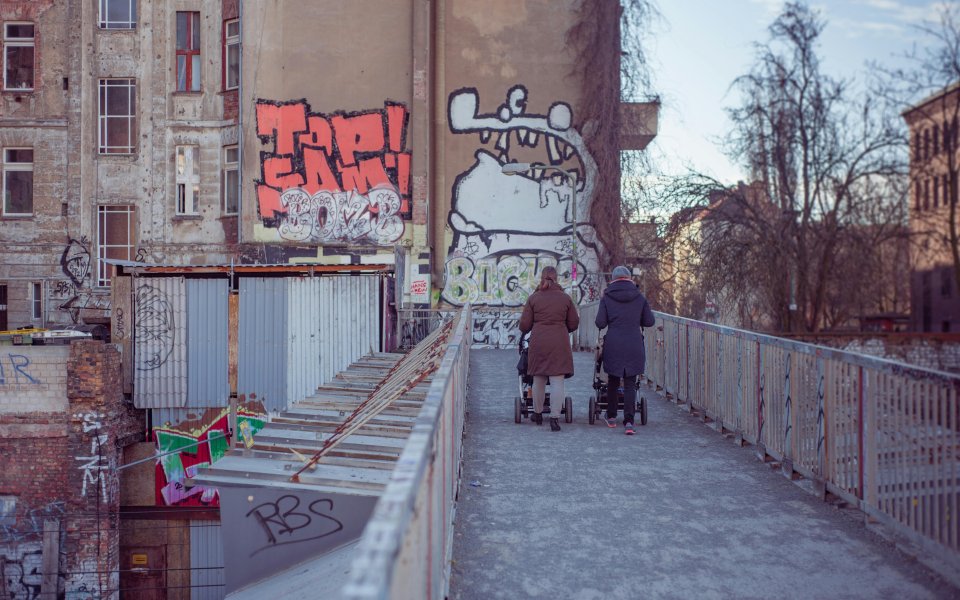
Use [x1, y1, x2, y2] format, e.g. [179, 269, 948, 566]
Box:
[645, 0, 952, 185]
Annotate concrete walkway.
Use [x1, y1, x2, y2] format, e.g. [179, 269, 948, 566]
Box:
[449, 350, 958, 600]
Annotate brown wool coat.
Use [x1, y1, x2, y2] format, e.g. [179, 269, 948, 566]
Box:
[518, 281, 580, 376]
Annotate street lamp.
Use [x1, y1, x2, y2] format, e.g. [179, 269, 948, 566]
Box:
[501, 162, 579, 292]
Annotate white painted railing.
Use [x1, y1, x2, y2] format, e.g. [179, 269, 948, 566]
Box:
[343, 305, 472, 600]
[644, 312, 960, 577]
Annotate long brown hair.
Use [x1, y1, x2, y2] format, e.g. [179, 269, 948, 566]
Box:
[538, 266, 558, 291]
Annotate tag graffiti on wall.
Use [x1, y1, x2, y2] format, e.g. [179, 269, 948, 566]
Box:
[442, 251, 595, 307]
[153, 405, 266, 507]
[254, 99, 411, 244]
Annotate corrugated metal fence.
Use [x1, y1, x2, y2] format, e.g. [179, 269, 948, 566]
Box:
[135, 274, 383, 413]
[643, 312, 960, 575]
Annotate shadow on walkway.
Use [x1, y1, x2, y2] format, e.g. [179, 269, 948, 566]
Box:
[449, 350, 958, 600]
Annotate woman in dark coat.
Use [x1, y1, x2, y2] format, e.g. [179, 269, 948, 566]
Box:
[595, 265, 655, 434]
[518, 266, 580, 431]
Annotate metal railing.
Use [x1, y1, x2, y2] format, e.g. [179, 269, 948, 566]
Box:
[343, 305, 472, 600]
[644, 312, 960, 578]
[396, 308, 454, 351]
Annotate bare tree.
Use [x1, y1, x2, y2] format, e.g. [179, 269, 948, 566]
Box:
[636, 3, 908, 332]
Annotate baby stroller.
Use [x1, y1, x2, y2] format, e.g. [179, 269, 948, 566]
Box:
[588, 337, 647, 426]
[514, 333, 573, 424]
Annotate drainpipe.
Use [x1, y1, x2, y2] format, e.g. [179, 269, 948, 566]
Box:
[236, 0, 244, 251]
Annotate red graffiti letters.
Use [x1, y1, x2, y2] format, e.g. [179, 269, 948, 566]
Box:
[255, 99, 411, 244]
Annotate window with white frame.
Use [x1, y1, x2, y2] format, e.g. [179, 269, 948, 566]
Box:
[98, 79, 136, 154]
[97, 205, 135, 287]
[224, 19, 239, 90]
[176, 12, 201, 92]
[99, 0, 137, 29]
[2, 148, 33, 216]
[176, 145, 200, 215]
[223, 145, 238, 214]
[3, 23, 34, 91]
[31, 282, 42, 321]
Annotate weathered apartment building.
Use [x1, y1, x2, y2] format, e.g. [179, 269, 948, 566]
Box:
[0, 0, 656, 338]
[904, 83, 960, 333]
[1, 1, 657, 597]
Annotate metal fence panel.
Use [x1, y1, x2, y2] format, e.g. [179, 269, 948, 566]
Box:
[187, 279, 230, 408]
[134, 276, 187, 408]
[286, 277, 322, 404]
[239, 278, 289, 413]
[643, 311, 960, 575]
[190, 520, 225, 600]
[317, 276, 381, 385]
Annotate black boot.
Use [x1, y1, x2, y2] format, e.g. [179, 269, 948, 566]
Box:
[549, 417, 561, 432]
[533, 412, 543, 425]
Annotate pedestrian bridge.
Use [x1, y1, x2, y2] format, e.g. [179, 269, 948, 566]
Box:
[222, 306, 959, 599]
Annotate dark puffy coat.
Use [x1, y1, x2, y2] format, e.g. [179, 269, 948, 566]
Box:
[518, 281, 580, 376]
[595, 279, 655, 377]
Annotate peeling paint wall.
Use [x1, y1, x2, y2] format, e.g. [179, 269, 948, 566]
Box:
[0, 0, 240, 330]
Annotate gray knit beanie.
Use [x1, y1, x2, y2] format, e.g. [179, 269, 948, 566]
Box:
[611, 265, 631, 279]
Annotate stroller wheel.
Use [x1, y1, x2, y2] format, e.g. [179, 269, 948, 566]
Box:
[640, 396, 648, 426]
[564, 396, 573, 423]
[588, 396, 596, 425]
[514, 396, 522, 424]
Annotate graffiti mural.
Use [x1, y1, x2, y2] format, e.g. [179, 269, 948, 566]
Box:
[154, 405, 266, 507]
[443, 86, 602, 347]
[1, 543, 42, 600]
[472, 310, 522, 348]
[254, 99, 411, 244]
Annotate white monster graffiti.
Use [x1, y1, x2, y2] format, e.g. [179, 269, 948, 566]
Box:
[443, 85, 602, 311]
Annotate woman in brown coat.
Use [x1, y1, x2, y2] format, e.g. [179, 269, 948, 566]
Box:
[518, 266, 580, 431]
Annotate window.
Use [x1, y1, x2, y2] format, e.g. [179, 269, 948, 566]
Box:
[176, 12, 200, 92]
[942, 267, 952, 298]
[3, 23, 34, 91]
[31, 282, 42, 321]
[934, 176, 940, 208]
[224, 19, 239, 90]
[97, 205, 135, 287]
[2, 148, 33, 216]
[98, 79, 136, 154]
[934, 124, 940, 155]
[223, 145, 239, 214]
[176, 145, 200, 215]
[915, 181, 922, 211]
[924, 179, 930, 210]
[99, 0, 136, 29]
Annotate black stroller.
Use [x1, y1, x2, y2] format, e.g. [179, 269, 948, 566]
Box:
[513, 333, 573, 424]
[587, 337, 647, 426]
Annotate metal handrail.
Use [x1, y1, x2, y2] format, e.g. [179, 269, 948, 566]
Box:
[643, 311, 960, 583]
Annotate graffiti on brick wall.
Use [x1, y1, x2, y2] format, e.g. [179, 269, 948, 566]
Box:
[134, 282, 174, 371]
[1, 543, 42, 600]
[0, 502, 64, 543]
[154, 404, 266, 507]
[54, 236, 110, 324]
[0, 354, 40, 385]
[254, 99, 411, 244]
[74, 412, 111, 503]
[445, 86, 601, 312]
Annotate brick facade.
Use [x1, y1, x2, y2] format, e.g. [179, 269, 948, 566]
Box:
[0, 341, 143, 599]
